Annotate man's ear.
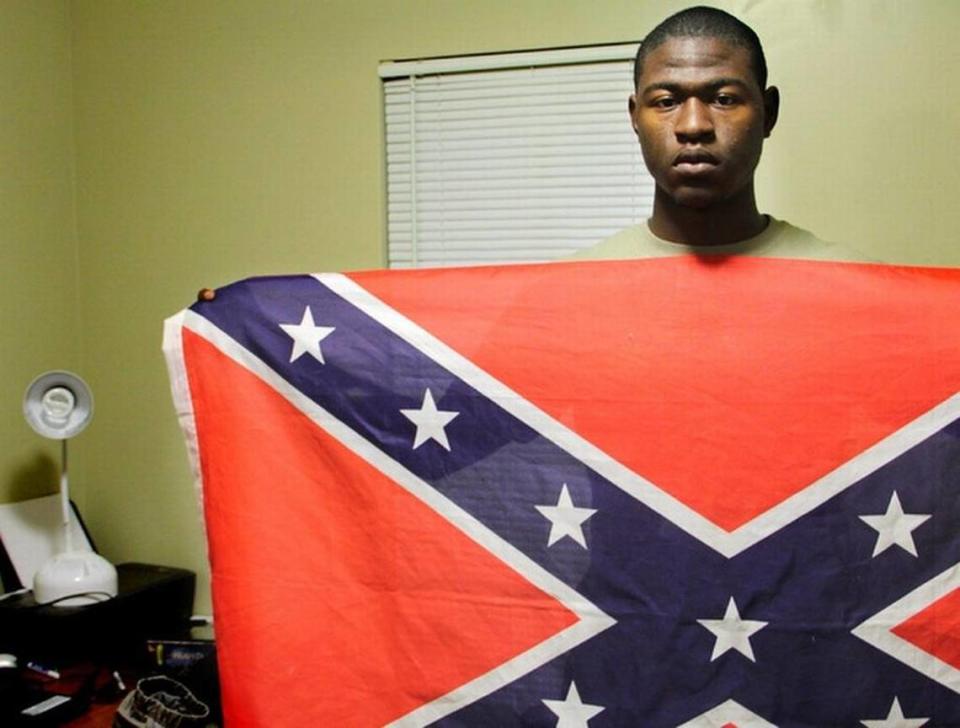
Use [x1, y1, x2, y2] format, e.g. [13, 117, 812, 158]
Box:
[763, 86, 780, 137]
[629, 93, 640, 136]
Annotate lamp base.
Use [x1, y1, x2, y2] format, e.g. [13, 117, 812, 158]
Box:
[33, 551, 118, 607]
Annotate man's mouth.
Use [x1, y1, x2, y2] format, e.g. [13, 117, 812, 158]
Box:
[673, 151, 720, 173]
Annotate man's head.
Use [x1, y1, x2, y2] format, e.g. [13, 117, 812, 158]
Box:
[634, 6, 768, 91]
[630, 7, 779, 218]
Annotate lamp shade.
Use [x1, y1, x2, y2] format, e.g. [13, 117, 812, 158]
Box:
[23, 371, 93, 440]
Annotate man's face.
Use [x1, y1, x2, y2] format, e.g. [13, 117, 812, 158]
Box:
[630, 36, 777, 210]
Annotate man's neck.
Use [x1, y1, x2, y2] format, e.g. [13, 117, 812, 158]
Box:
[648, 188, 768, 246]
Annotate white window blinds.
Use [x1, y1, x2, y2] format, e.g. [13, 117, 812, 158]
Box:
[381, 44, 654, 268]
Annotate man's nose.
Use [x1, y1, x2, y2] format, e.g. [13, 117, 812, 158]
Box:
[675, 98, 714, 142]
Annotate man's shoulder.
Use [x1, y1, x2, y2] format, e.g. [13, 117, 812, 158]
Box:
[567, 218, 873, 262]
[755, 220, 873, 262]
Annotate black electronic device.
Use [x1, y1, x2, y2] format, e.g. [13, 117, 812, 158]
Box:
[0, 563, 195, 663]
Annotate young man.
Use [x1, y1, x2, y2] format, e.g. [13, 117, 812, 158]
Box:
[574, 6, 863, 260]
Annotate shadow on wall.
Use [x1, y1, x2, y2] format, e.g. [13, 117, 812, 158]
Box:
[6, 452, 59, 504]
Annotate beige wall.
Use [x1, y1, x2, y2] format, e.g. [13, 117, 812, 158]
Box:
[0, 1, 80, 519]
[3, 1, 958, 610]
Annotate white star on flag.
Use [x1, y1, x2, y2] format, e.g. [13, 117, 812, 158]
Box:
[279, 306, 335, 364]
[400, 388, 459, 451]
[697, 597, 768, 662]
[859, 491, 931, 558]
[860, 697, 928, 727]
[535, 484, 598, 548]
[542, 681, 604, 728]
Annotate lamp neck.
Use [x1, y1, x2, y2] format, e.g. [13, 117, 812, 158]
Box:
[60, 439, 72, 553]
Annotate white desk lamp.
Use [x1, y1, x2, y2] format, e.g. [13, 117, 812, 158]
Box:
[23, 371, 117, 607]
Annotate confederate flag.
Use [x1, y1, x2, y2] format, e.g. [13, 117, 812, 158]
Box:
[164, 257, 960, 727]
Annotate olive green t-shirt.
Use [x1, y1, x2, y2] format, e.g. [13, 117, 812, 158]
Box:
[569, 217, 871, 262]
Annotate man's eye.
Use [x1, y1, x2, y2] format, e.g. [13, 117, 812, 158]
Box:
[715, 94, 738, 107]
[652, 97, 677, 109]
